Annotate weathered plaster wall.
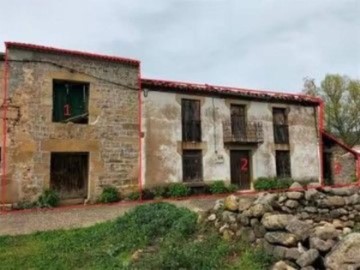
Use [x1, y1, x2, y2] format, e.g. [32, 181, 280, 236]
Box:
[1, 48, 139, 203]
[330, 145, 356, 185]
[142, 90, 320, 187]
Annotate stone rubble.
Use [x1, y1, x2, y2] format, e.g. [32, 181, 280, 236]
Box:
[204, 182, 360, 269]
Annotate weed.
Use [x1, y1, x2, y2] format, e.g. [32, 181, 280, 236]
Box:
[167, 183, 190, 198]
[37, 189, 60, 208]
[99, 186, 120, 203]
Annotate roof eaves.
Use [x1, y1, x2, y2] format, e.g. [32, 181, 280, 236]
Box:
[141, 78, 320, 104]
[5, 42, 140, 66]
[322, 131, 360, 157]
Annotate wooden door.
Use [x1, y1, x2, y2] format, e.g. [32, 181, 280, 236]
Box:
[50, 153, 89, 199]
[230, 150, 251, 190]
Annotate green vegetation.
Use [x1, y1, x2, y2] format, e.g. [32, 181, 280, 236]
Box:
[151, 185, 168, 199]
[229, 246, 274, 270]
[209, 181, 228, 194]
[208, 181, 238, 194]
[99, 186, 120, 203]
[254, 177, 293, 191]
[37, 189, 60, 208]
[303, 74, 360, 147]
[14, 189, 60, 209]
[0, 203, 273, 269]
[167, 183, 191, 198]
[127, 191, 141, 201]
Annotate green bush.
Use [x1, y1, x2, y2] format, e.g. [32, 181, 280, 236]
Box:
[254, 177, 293, 191]
[167, 183, 190, 198]
[231, 246, 274, 270]
[151, 186, 167, 199]
[127, 191, 140, 201]
[227, 184, 238, 193]
[116, 202, 197, 243]
[99, 186, 120, 203]
[37, 189, 60, 208]
[209, 181, 228, 194]
[14, 200, 36, 210]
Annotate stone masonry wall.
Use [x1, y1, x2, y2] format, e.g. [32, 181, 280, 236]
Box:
[206, 183, 360, 269]
[0, 48, 140, 203]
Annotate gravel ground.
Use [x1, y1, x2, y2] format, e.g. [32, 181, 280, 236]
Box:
[0, 196, 223, 236]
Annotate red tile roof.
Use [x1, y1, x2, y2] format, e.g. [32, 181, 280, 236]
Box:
[322, 131, 360, 157]
[5, 42, 140, 66]
[141, 78, 321, 104]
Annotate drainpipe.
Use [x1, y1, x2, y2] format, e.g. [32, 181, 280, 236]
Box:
[317, 98, 325, 187]
[1, 43, 9, 210]
[137, 62, 143, 201]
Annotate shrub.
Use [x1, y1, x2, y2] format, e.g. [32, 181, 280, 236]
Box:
[276, 177, 294, 189]
[37, 189, 60, 208]
[167, 183, 190, 198]
[227, 184, 238, 193]
[254, 177, 293, 191]
[127, 191, 140, 201]
[232, 246, 275, 270]
[116, 202, 197, 242]
[151, 186, 167, 199]
[209, 181, 228, 194]
[99, 186, 120, 203]
[14, 200, 36, 210]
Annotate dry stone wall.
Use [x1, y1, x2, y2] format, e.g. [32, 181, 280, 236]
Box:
[205, 183, 360, 269]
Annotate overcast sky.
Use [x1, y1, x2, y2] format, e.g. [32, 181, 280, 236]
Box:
[0, 0, 359, 93]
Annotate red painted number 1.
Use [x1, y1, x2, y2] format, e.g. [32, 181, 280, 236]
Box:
[240, 158, 248, 172]
[64, 104, 71, 116]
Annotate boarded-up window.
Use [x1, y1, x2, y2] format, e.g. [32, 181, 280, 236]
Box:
[231, 104, 246, 138]
[53, 80, 89, 124]
[276, 150, 291, 178]
[183, 150, 203, 182]
[182, 99, 201, 142]
[273, 108, 289, 144]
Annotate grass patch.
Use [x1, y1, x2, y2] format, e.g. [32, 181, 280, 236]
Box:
[0, 202, 272, 269]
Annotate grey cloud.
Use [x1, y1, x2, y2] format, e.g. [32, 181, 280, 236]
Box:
[0, 0, 359, 92]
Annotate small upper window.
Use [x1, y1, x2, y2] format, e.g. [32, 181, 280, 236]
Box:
[53, 80, 89, 124]
[273, 108, 289, 144]
[182, 99, 201, 142]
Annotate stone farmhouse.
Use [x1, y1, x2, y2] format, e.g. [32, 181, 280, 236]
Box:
[0, 42, 359, 205]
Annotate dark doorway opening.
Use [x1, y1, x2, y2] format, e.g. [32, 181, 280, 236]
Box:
[230, 150, 251, 190]
[50, 152, 89, 200]
[323, 152, 333, 185]
[182, 150, 203, 182]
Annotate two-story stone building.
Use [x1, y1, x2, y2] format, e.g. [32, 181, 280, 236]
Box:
[0, 42, 140, 204]
[0, 42, 358, 205]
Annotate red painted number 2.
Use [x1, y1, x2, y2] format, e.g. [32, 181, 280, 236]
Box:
[240, 158, 248, 172]
[334, 162, 342, 175]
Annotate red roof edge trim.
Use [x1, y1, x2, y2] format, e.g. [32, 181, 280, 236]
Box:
[322, 131, 360, 157]
[5, 42, 140, 66]
[141, 78, 321, 104]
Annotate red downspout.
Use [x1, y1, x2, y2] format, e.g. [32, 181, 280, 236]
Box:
[137, 63, 143, 201]
[1, 44, 9, 210]
[318, 98, 325, 187]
